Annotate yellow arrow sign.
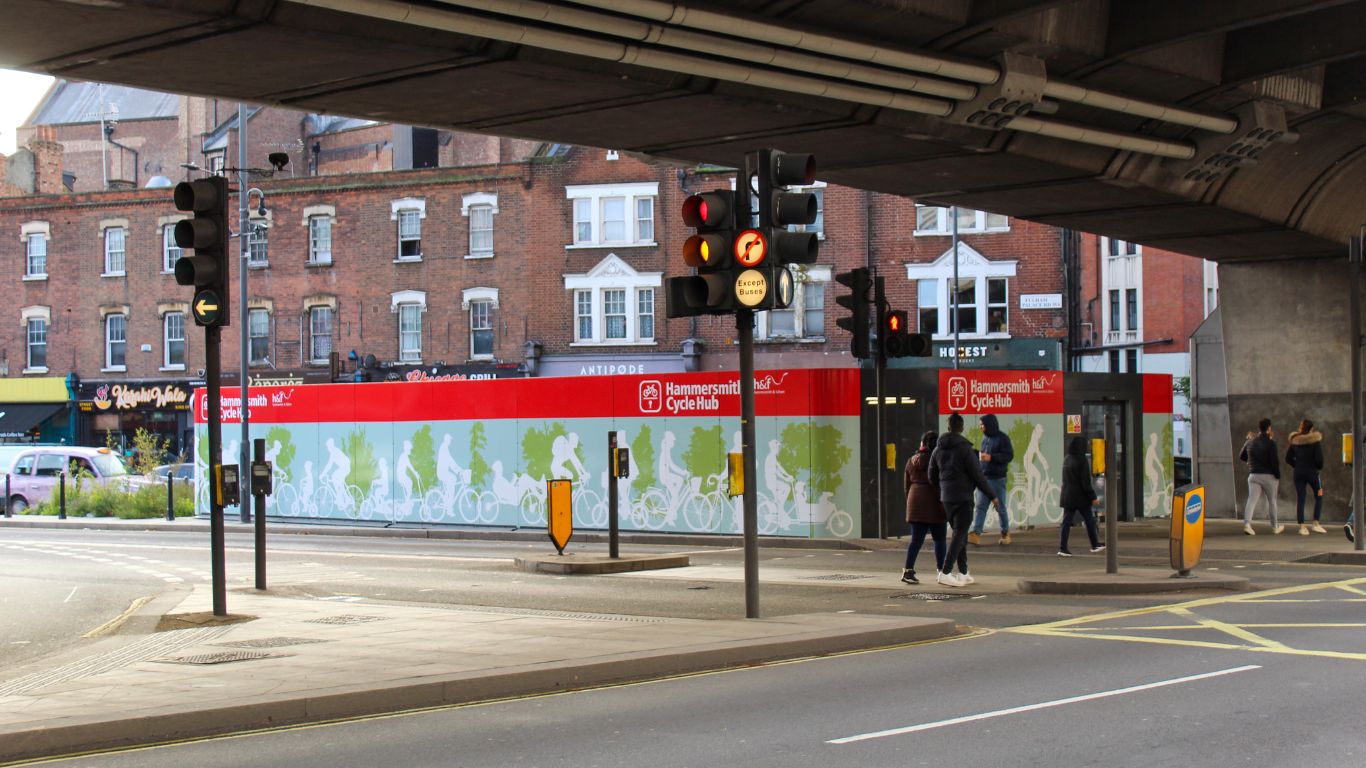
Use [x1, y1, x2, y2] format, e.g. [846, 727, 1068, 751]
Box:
[195, 298, 219, 315]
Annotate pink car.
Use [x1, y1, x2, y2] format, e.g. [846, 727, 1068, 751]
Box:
[4, 447, 132, 514]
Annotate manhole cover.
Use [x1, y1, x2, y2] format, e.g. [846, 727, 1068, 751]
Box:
[215, 637, 329, 649]
[799, 574, 873, 581]
[890, 592, 983, 601]
[155, 650, 274, 665]
[304, 614, 386, 625]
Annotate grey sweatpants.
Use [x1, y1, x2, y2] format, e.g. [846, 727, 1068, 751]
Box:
[1244, 473, 1280, 527]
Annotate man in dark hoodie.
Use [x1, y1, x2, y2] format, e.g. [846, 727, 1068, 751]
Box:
[930, 412, 1001, 587]
[969, 413, 1015, 545]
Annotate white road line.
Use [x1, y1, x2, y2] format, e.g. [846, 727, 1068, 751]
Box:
[63, 586, 77, 603]
[827, 665, 1261, 745]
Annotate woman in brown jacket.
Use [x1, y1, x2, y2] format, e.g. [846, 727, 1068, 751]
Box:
[903, 431, 948, 584]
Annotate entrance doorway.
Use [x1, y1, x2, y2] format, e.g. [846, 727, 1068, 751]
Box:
[1083, 401, 1129, 521]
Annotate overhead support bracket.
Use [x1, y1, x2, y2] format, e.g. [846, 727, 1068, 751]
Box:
[948, 52, 1046, 131]
[1166, 101, 1300, 184]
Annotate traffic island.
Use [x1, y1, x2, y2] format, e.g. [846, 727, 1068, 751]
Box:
[1017, 567, 1250, 595]
[514, 553, 690, 575]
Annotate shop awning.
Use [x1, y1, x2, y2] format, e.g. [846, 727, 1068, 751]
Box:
[0, 402, 67, 439]
[0, 377, 70, 403]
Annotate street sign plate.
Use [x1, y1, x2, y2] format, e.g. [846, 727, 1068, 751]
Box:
[192, 289, 223, 326]
[734, 268, 769, 307]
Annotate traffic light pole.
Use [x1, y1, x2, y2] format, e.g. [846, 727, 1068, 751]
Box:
[873, 276, 887, 540]
[205, 325, 227, 616]
[738, 309, 760, 618]
[237, 102, 252, 525]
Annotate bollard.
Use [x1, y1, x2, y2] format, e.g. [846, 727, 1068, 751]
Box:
[4, 473, 10, 518]
[166, 470, 175, 521]
[58, 471, 67, 520]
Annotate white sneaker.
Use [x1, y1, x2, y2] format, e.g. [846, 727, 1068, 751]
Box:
[960, 572, 976, 585]
[1312, 523, 1327, 534]
[1272, 524, 1285, 535]
[1299, 525, 1310, 536]
[1243, 524, 1256, 536]
[1090, 544, 1106, 553]
[936, 571, 964, 587]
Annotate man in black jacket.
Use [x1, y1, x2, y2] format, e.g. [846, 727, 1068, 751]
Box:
[1238, 417, 1282, 535]
[930, 413, 1001, 587]
[969, 413, 1015, 546]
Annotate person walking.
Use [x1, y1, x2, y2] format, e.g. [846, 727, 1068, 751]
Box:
[1057, 436, 1104, 556]
[930, 413, 1002, 587]
[902, 430, 947, 584]
[1285, 419, 1326, 535]
[1239, 417, 1283, 535]
[968, 413, 1014, 546]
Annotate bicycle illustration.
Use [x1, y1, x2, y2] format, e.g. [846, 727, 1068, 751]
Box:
[1005, 423, 1062, 525]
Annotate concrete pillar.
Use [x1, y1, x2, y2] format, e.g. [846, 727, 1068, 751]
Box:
[1220, 258, 1356, 523]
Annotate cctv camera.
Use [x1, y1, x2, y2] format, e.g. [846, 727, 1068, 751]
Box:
[268, 152, 290, 171]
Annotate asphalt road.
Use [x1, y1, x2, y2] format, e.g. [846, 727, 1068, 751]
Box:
[23, 573, 1366, 767]
[3, 527, 1362, 676]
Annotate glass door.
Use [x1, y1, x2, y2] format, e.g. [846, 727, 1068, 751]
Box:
[1082, 401, 1128, 521]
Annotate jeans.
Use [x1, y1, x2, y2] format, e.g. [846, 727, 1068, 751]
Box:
[1060, 507, 1100, 552]
[1244, 473, 1280, 527]
[941, 500, 973, 576]
[972, 476, 1010, 535]
[904, 521, 947, 572]
[1293, 474, 1323, 524]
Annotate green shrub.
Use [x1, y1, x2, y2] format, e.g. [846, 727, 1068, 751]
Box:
[32, 481, 195, 519]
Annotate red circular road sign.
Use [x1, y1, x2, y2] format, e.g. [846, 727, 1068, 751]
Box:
[733, 229, 767, 267]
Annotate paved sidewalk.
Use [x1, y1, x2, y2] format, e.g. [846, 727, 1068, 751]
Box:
[0, 585, 955, 763]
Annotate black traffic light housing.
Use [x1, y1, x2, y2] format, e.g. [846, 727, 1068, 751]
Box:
[755, 149, 819, 270]
[834, 267, 872, 359]
[881, 308, 934, 358]
[173, 177, 230, 327]
[668, 188, 738, 318]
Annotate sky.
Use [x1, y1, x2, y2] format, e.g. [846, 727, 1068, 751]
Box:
[0, 69, 55, 155]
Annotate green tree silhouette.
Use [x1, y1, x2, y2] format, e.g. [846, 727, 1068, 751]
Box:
[631, 425, 655, 496]
[265, 426, 295, 482]
[469, 422, 490, 488]
[683, 425, 726, 492]
[1005, 418, 1033, 493]
[778, 422, 851, 498]
[522, 422, 568, 481]
[343, 429, 378, 506]
[410, 425, 438, 494]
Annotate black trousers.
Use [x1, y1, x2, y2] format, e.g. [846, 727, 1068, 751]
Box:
[941, 499, 974, 575]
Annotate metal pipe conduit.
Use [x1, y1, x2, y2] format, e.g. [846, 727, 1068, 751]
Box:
[444, 0, 978, 100]
[288, 0, 1197, 158]
[566, 0, 1237, 134]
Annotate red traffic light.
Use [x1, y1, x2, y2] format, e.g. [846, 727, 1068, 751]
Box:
[682, 192, 732, 229]
[887, 312, 903, 333]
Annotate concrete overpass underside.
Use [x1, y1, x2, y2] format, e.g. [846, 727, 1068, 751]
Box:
[6, 0, 1366, 514]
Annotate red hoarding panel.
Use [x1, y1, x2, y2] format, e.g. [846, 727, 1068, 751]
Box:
[1142, 373, 1174, 415]
[938, 369, 1064, 415]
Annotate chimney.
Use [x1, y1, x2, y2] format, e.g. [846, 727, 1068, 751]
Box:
[29, 125, 65, 195]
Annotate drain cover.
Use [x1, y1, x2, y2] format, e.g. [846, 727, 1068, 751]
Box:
[304, 614, 386, 625]
[215, 637, 329, 649]
[155, 650, 274, 665]
[799, 574, 873, 581]
[891, 592, 982, 601]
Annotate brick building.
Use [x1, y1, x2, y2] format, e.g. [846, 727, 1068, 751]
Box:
[2, 82, 1117, 453]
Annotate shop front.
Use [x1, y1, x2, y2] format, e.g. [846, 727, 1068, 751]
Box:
[534, 351, 689, 378]
[0, 376, 75, 444]
[77, 380, 193, 458]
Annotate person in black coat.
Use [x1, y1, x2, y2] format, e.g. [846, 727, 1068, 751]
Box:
[929, 413, 1001, 587]
[1285, 418, 1326, 535]
[1057, 436, 1103, 556]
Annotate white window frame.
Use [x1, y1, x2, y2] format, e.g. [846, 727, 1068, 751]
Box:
[162, 311, 186, 371]
[461, 287, 500, 361]
[22, 221, 49, 280]
[390, 290, 427, 363]
[160, 217, 185, 273]
[564, 254, 661, 345]
[565, 183, 659, 248]
[101, 222, 127, 276]
[462, 193, 498, 259]
[913, 205, 1010, 235]
[906, 243, 1016, 339]
[757, 266, 831, 341]
[1101, 237, 1142, 345]
[104, 312, 128, 372]
[248, 308, 271, 365]
[21, 306, 50, 374]
[1106, 237, 1141, 258]
[305, 205, 334, 266]
[247, 222, 269, 267]
[391, 198, 426, 262]
[307, 304, 335, 365]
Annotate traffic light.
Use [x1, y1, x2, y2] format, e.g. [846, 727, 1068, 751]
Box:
[667, 189, 737, 318]
[755, 149, 819, 270]
[881, 308, 934, 358]
[834, 267, 871, 358]
[172, 177, 230, 327]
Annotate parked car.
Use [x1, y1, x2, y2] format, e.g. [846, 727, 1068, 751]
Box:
[151, 463, 195, 487]
[4, 447, 133, 514]
[0, 444, 61, 475]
